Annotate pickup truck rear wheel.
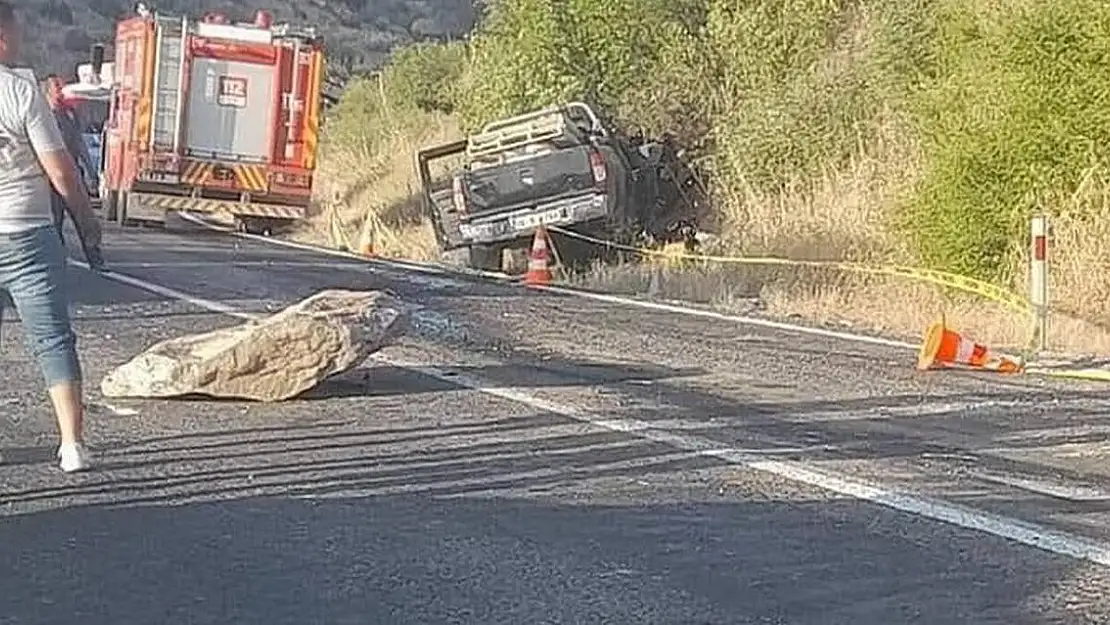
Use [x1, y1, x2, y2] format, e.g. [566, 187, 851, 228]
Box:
[466, 243, 504, 273]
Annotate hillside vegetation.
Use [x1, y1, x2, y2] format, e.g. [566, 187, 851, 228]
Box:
[22, 0, 474, 78]
[315, 0, 1110, 355]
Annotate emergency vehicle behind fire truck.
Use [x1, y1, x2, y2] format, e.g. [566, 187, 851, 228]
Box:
[60, 46, 114, 199]
[101, 9, 326, 234]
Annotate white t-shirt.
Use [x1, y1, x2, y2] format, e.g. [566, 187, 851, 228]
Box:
[0, 65, 67, 233]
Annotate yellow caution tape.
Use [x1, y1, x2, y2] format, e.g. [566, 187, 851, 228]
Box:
[547, 225, 1040, 354]
[548, 226, 1032, 314]
[1031, 367, 1110, 382]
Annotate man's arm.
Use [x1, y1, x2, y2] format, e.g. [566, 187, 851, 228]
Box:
[27, 90, 100, 245]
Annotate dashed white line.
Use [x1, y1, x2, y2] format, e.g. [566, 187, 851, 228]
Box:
[85, 262, 1110, 568]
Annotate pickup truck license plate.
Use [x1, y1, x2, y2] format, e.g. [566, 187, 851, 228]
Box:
[511, 207, 568, 231]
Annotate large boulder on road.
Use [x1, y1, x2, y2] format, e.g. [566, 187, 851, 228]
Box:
[100, 290, 408, 402]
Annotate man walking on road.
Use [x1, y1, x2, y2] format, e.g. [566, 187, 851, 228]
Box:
[0, 2, 101, 472]
[41, 73, 104, 269]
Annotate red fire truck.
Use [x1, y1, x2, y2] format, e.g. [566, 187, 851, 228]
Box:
[101, 8, 326, 234]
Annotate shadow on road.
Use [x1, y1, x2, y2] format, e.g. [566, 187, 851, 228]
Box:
[0, 441, 1081, 624]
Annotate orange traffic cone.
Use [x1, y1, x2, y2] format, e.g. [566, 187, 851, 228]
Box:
[524, 226, 554, 286]
[917, 318, 1023, 373]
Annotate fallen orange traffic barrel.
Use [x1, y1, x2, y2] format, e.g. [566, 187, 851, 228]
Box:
[917, 318, 1023, 373]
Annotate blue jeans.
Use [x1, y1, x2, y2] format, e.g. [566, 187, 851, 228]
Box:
[0, 225, 81, 387]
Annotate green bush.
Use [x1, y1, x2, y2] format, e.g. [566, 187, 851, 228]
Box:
[707, 0, 924, 193]
[324, 76, 392, 159]
[906, 0, 1110, 278]
[455, 0, 706, 133]
[383, 41, 468, 114]
[322, 39, 467, 162]
[456, 0, 581, 131]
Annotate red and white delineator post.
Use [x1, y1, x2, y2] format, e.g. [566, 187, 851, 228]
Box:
[1030, 214, 1049, 352]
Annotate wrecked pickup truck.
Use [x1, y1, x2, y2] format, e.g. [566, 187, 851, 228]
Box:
[416, 101, 702, 272]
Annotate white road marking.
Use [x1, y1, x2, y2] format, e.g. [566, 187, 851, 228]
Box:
[83, 262, 1110, 567]
[175, 213, 917, 350]
[70, 260, 254, 321]
[536, 285, 917, 350]
[971, 471, 1110, 502]
[99, 261, 369, 270]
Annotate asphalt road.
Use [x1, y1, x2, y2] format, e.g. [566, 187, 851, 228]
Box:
[3, 219, 1110, 624]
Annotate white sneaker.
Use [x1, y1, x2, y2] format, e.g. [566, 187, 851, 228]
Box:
[57, 442, 92, 473]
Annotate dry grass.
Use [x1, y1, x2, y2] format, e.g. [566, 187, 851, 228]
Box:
[291, 113, 461, 262]
[1043, 174, 1110, 322]
[714, 113, 917, 263]
[569, 259, 1030, 344]
[1030, 175, 1110, 355]
[573, 250, 1110, 358]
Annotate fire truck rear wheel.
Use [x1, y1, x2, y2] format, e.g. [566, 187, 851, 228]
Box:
[235, 217, 276, 237]
[116, 191, 130, 226]
[466, 243, 505, 272]
[104, 190, 119, 222]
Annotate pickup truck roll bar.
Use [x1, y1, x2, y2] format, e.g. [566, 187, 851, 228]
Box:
[466, 101, 606, 165]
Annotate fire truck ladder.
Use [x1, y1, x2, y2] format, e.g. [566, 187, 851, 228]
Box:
[150, 14, 188, 154]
